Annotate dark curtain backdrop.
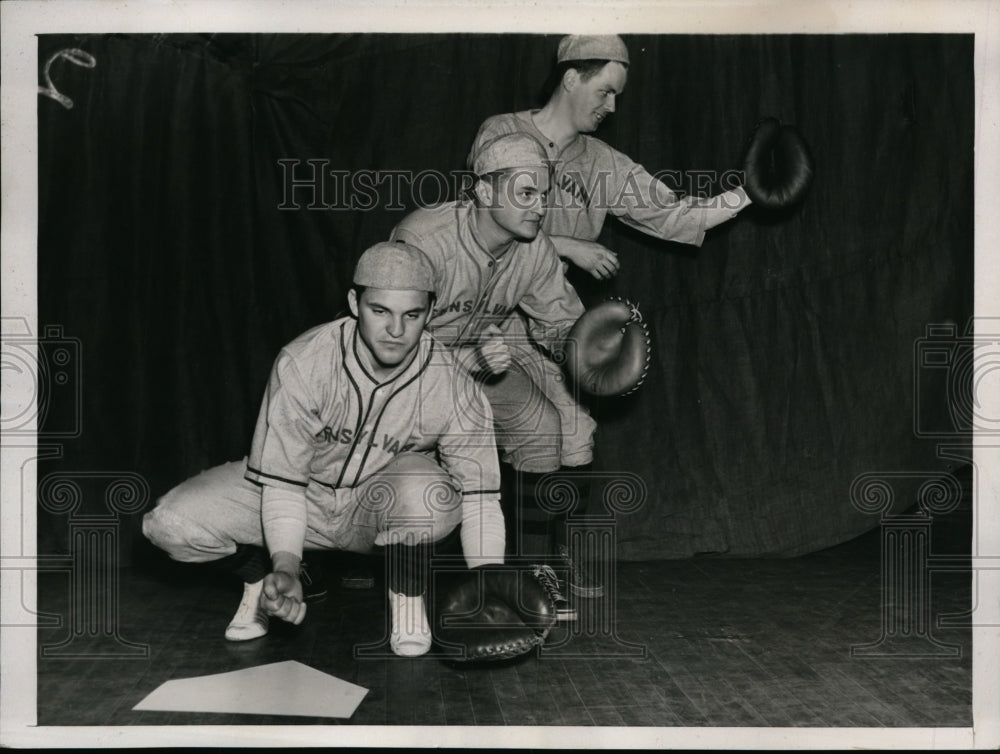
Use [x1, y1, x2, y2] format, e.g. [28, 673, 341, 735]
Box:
[36, 33, 973, 563]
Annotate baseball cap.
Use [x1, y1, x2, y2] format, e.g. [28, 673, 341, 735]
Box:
[556, 35, 630, 65]
[471, 133, 548, 176]
[353, 241, 435, 293]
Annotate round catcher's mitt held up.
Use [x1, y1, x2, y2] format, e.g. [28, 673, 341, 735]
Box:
[564, 297, 651, 397]
[742, 117, 815, 210]
[431, 565, 556, 662]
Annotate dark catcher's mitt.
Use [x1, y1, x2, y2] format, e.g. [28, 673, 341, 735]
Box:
[564, 297, 651, 397]
[742, 116, 815, 210]
[431, 565, 556, 662]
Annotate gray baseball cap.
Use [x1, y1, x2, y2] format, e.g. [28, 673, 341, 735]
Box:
[353, 242, 435, 293]
[557, 35, 630, 65]
[471, 133, 548, 176]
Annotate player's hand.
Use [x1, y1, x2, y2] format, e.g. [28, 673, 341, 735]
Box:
[556, 238, 620, 280]
[261, 570, 307, 625]
[477, 324, 512, 375]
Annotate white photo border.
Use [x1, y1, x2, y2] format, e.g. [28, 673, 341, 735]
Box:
[2, 0, 998, 749]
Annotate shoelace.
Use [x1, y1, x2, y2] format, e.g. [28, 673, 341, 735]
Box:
[299, 562, 314, 587]
[556, 545, 579, 572]
[233, 583, 264, 623]
[532, 564, 567, 602]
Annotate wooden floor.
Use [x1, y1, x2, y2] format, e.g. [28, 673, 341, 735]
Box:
[36, 496, 973, 728]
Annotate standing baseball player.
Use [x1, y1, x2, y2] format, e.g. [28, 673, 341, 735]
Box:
[143, 243, 506, 657]
[390, 133, 604, 621]
[468, 34, 752, 280]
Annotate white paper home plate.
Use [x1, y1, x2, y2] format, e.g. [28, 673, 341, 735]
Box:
[133, 661, 368, 718]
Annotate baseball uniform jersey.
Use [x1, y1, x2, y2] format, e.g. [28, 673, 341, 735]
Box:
[389, 199, 585, 350]
[247, 315, 501, 516]
[390, 200, 597, 469]
[469, 110, 711, 246]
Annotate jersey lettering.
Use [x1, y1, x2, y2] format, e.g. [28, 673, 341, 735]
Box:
[557, 170, 591, 208]
[316, 424, 413, 458]
[444, 299, 513, 318]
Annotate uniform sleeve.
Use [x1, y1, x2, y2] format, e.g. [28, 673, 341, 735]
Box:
[460, 499, 505, 568]
[604, 145, 712, 247]
[435, 374, 505, 566]
[389, 220, 420, 246]
[261, 485, 308, 559]
[517, 237, 586, 351]
[246, 351, 323, 492]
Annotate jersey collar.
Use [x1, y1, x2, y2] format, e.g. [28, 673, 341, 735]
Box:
[518, 109, 587, 163]
[342, 318, 433, 388]
[466, 204, 519, 268]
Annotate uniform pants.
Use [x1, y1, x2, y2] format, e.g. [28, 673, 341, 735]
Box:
[481, 312, 597, 473]
[142, 452, 462, 565]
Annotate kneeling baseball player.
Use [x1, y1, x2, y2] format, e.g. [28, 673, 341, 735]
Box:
[143, 243, 552, 658]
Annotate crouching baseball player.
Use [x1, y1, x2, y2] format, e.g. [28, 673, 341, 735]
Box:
[143, 243, 523, 657]
[389, 132, 632, 621]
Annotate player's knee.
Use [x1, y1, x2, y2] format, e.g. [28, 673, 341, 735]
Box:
[382, 453, 461, 540]
[483, 366, 558, 437]
[503, 399, 562, 473]
[142, 480, 226, 562]
[560, 412, 597, 467]
[142, 502, 199, 561]
[393, 464, 460, 523]
[535, 398, 562, 440]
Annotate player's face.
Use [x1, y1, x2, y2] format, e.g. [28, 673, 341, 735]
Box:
[487, 167, 550, 241]
[568, 61, 628, 134]
[349, 287, 431, 373]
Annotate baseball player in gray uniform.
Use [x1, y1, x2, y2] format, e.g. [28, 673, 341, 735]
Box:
[143, 243, 505, 657]
[468, 34, 752, 280]
[390, 133, 596, 620]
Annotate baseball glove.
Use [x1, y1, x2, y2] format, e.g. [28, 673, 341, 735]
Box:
[431, 565, 556, 661]
[742, 117, 815, 210]
[564, 297, 651, 397]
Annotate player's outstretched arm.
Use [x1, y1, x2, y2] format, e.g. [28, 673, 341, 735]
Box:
[685, 184, 754, 232]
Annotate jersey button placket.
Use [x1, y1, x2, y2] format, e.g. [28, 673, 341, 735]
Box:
[360, 387, 385, 461]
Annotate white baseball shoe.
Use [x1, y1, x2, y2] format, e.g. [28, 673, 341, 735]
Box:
[225, 579, 269, 641]
[388, 589, 432, 657]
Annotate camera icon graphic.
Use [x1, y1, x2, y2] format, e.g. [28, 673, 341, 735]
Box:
[1, 318, 82, 438]
[913, 319, 1000, 439]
